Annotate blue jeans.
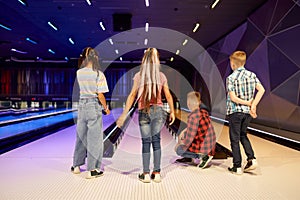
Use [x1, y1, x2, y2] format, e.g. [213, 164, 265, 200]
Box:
[138, 106, 166, 173]
[228, 112, 255, 168]
[175, 145, 204, 159]
[73, 98, 103, 171]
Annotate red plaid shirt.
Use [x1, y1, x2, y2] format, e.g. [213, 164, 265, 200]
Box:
[182, 108, 216, 156]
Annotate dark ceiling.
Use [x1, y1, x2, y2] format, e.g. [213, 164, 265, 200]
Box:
[0, 0, 267, 62]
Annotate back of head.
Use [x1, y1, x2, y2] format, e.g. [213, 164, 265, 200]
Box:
[229, 51, 246, 67]
[78, 47, 101, 72]
[187, 91, 201, 106]
[139, 48, 161, 110]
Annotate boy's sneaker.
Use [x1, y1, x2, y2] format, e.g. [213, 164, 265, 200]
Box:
[228, 167, 243, 175]
[244, 159, 258, 172]
[71, 166, 81, 174]
[86, 169, 104, 179]
[175, 157, 193, 163]
[198, 155, 213, 169]
[150, 172, 161, 183]
[138, 173, 151, 183]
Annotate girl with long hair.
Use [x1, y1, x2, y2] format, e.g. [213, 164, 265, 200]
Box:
[117, 47, 175, 183]
[71, 47, 110, 179]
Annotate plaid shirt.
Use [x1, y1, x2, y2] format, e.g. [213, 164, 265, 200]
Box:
[182, 108, 216, 156]
[226, 66, 261, 115]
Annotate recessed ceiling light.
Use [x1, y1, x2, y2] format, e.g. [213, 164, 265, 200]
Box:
[11, 48, 27, 54]
[211, 0, 220, 9]
[109, 38, 113, 45]
[193, 23, 200, 33]
[18, 0, 28, 6]
[115, 49, 119, 54]
[145, 0, 149, 7]
[48, 49, 55, 54]
[145, 22, 149, 32]
[0, 23, 12, 31]
[182, 39, 188, 46]
[99, 22, 106, 31]
[144, 38, 148, 45]
[86, 0, 92, 6]
[26, 37, 37, 44]
[48, 21, 58, 31]
[68, 38, 75, 44]
[176, 50, 180, 55]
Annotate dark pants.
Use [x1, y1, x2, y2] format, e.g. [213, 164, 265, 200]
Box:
[228, 112, 255, 168]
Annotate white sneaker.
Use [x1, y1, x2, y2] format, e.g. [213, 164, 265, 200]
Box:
[151, 173, 161, 183]
[71, 166, 81, 174]
[138, 173, 151, 183]
[244, 159, 258, 172]
[228, 167, 243, 175]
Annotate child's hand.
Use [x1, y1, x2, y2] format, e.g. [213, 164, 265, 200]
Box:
[250, 110, 257, 118]
[247, 98, 254, 106]
[169, 112, 175, 125]
[116, 113, 126, 128]
[250, 105, 257, 118]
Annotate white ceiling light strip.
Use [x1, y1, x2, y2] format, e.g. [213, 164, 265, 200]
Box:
[0, 23, 12, 31]
[109, 38, 113, 45]
[48, 21, 58, 31]
[145, 0, 149, 7]
[193, 23, 200, 33]
[86, 0, 92, 6]
[99, 22, 106, 31]
[11, 48, 27, 54]
[182, 39, 188, 46]
[144, 38, 148, 45]
[145, 22, 149, 32]
[211, 0, 220, 9]
[68, 38, 75, 44]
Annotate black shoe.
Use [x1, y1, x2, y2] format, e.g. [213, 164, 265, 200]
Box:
[138, 173, 150, 183]
[86, 170, 104, 179]
[244, 159, 257, 172]
[175, 157, 192, 163]
[198, 155, 213, 169]
[228, 167, 243, 175]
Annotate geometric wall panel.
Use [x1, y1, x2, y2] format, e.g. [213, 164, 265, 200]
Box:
[210, 37, 226, 53]
[270, 25, 300, 66]
[207, 0, 300, 138]
[273, 71, 300, 105]
[268, 0, 295, 34]
[247, 39, 271, 92]
[237, 21, 265, 56]
[220, 23, 247, 55]
[286, 107, 300, 133]
[207, 48, 229, 65]
[248, 0, 276, 35]
[267, 41, 299, 91]
[216, 59, 230, 82]
[271, 4, 300, 35]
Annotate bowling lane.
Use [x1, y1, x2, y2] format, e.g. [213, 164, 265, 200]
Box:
[0, 108, 75, 126]
[0, 108, 123, 154]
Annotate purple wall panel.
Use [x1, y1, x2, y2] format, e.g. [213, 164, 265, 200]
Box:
[270, 26, 300, 66]
[220, 23, 247, 55]
[207, 0, 300, 138]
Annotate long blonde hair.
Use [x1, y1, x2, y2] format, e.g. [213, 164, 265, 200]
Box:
[139, 48, 161, 111]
